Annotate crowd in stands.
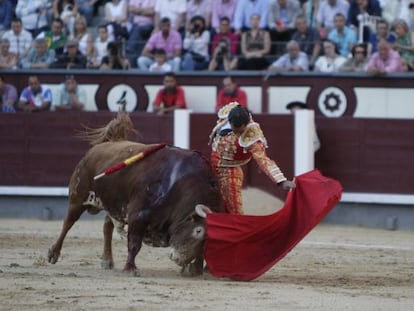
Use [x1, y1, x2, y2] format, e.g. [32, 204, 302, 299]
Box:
[0, 0, 414, 74]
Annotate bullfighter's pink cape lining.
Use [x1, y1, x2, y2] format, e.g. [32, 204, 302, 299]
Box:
[204, 169, 343, 281]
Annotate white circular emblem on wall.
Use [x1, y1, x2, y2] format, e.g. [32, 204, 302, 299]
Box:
[317, 87, 347, 117]
[107, 84, 137, 112]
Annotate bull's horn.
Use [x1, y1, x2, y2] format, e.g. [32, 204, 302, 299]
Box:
[195, 204, 212, 218]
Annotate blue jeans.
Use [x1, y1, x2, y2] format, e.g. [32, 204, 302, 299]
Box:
[181, 52, 209, 71]
[126, 24, 153, 56]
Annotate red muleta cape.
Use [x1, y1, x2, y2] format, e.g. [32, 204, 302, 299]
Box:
[204, 169, 343, 281]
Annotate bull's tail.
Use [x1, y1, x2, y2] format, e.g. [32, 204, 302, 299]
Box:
[78, 111, 139, 145]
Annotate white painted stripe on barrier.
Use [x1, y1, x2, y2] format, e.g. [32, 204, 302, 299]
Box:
[302, 241, 413, 251]
[294, 110, 314, 176]
[174, 109, 192, 149]
[0, 186, 413, 206]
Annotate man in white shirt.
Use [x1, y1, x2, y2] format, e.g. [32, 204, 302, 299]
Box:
[1, 18, 33, 64]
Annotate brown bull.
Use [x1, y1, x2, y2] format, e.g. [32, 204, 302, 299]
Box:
[47, 112, 224, 276]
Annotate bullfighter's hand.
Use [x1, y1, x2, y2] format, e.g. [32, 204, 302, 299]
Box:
[280, 179, 295, 191]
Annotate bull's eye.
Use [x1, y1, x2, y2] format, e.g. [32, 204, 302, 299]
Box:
[192, 226, 205, 239]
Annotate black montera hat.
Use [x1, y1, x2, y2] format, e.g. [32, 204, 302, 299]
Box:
[286, 101, 308, 110]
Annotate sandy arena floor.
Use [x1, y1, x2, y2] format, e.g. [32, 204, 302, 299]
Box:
[0, 188, 413, 311]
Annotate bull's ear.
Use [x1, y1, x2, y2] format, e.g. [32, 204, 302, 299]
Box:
[195, 204, 213, 218]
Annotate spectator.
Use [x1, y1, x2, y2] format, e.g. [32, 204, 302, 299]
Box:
[152, 72, 187, 115]
[50, 38, 88, 69]
[210, 16, 239, 58]
[54, 75, 86, 111]
[100, 41, 131, 69]
[267, 40, 309, 71]
[338, 42, 369, 72]
[392, 18, 414, 70]
[268, 0, 302, 56]
[1, 18, 33, 62]
[15, 0, 50, 37]
[149, 48, 172, 72]
[186, 0, 212, 31]
[104, 0, 129, 41]
[381, 0, 410, 27]
[215, 76, 247, 112]
[291, 14, 321, 67]
[0, 75, 18, 113]
[347, 0, 382, 42]
[76, 0, 97, 24]
[208, 37, 238, 71]
[53, 0, 79, 36]
[0, 0, 13, 33]
[17, 75, 52, 112]
[182, 15, 210, 71]
[36, 18, 68, 57]
[367, 18, 395, 55]
[126, 0, 156, 58]
[238, 14, 271, 70]
[327, 13, 357, 57]
[211, 0, 238, 33]
[364, 39, 403, 73]
[233, 0, 269, 34]
[91, 25, 112, 67]
[153, 0, 186, 33]
[21, 38, 56, 69]
[286, 100, 320, 152]
[0, 38, 18, 69]
[137, 17, 182, 72]
[316, 0, 350, 38]
[314, 39, 347, 72]
[303, 0, 321, 28]
[71, 15, 94, 60]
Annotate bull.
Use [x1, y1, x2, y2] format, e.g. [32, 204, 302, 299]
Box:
[47, 112, 224, 276]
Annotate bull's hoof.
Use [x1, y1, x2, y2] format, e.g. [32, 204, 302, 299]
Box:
[101, 259, 114, 270]
[122, 263, 140, 277]
[180, 262, 203, 277]
[47, 248, 59, 264]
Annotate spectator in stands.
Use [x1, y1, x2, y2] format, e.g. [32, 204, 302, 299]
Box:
[215, 76, 247, 112]
[0, 75, 18, 113]
[149, 48, 172, 72]
[238, 14, 271, 70]
[381, 1, 410, 26]
[338, 42, 369, 72]
[104, 0, 129, 41]
[76, 0, 97, 24]
[0, 0, 13, 33]
[268, 0, 302, 56]
[314, 39, 347, 72]
[18, 75, 52, 112]
[291, 14, 321, 67]
[137, 17, 182, 72]
[233, 0, 269, 34]
[100, 41, 131, 69]
[208, 37, 238, 71]
[364, 39, 403, 73]
[267, 40, 309, 71]
[153, 0, 186, 33]
[21, 38, 56, 69]
[2, 18, 33, 63]
[50, 38, 88, 69]
[152, 71, 187, 115]
[126, 0, 156, 59]
[182, 15, 210, 71]
[36, 18, 68, 57]
[91, 25, 112, 67]
[71, 16, 94, 61]
[54, 75, 86, 111]
[186, 0, 212, 31]
[0, 38, 18, 69]
[316, 0, 350, 39]
[53, 0, 79, 36]
[211, 0, 238, 34]
[367, 19, 395, 55]
[392, 18, 414, 70]
[327, 13, 358, 57]
[285, 100, 320, 152]
[15, 0, 50, 37]
[210, 16, 239, 58]
[303, 0, 321, 28]
[347, 0, 382, 42]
